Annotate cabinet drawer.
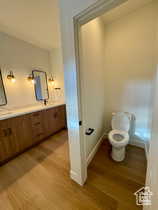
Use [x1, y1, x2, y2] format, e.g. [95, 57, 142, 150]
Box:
[32, 122, 43, 132]
[32, 122, 44, 139]
[31, 111, 42, 124]
[32, 130, 44, 142]
[32, 121, 41, 127]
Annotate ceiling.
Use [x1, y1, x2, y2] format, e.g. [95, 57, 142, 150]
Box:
[102, 0, 153, 25]
[0, 0, 61, 50]
[0, 0, 153, 51]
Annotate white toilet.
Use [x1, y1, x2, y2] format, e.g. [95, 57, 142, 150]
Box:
[108, 112, 132, 162]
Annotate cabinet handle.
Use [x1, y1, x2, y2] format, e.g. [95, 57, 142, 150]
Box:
[3, 129, 8, 137]
[34, 122, 41, 126]
[36, 133, 43, 137]
[8, 128, 12, 136]
[54, 113, 58, 118]
[2, 128, 12, 137]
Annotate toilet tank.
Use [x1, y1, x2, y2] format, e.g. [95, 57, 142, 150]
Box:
[112, 112, 135, 137]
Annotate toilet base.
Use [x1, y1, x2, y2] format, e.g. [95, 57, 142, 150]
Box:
[111, 146, 126, 162]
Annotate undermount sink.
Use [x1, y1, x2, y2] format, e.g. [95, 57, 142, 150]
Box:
[0, 111, 13, 116]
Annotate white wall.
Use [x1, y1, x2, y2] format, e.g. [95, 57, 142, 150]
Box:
[0, 31, 64, 109]
[0, 31, 52, 109]
[104, 3, 156, 143]
[49, 48, 65, 103]
[80, 17, 106, 157]
[144, 1, 158, 210]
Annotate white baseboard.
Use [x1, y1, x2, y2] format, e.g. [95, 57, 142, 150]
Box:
[129, 139, 145, 149]
[129, 136, 149, 160]
[70, 170, 84, 186]
[86, 132, 106, 166]
[144, 141, 149, 161]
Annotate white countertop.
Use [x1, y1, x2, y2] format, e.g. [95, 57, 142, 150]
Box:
[0, 102, 65, 121]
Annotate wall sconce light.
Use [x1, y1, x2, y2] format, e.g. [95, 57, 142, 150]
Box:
[27, 74, 35, 84]
[7, 71, 16, 83]
[48, 75, 55, 86]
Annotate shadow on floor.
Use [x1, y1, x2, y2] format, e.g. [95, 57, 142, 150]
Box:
[0, 129, 69, 193]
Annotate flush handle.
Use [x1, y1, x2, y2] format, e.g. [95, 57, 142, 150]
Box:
[85, 128, 95, 136]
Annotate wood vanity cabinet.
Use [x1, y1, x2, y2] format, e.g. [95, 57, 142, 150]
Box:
[0, 105, 66, 164]
[43, 105, 66, 136]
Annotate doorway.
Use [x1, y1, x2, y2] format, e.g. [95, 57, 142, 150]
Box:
[74, 0, 156, 187]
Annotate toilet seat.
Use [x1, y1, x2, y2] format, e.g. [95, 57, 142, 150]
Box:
[108, 129, 129, 148]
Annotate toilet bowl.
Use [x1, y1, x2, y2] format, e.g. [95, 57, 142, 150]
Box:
[108, 112, 131, 162]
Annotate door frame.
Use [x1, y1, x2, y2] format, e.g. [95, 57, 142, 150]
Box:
[73, 0, 127, 185]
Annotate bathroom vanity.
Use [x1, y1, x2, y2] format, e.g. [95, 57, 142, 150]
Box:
[0, 67, 66, 165]
[0, 103, 66, 165]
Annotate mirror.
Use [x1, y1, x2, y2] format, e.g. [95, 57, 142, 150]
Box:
[32, 70, 49, 101]
[0, 70, 7, 106]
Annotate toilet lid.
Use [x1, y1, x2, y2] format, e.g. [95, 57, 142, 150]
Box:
[112, 112, 130, 132]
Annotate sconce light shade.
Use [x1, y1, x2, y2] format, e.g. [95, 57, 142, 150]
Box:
[48, 75, 55, 85]
[7, 71, 16, 83]
[27, 74, 35, 84]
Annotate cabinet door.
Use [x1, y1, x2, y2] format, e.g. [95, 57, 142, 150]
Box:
[43, 105, 66, 137]
[9, 114, 33, 152]
[0, 119, 17, 163]
[0, 115, 33, 163]
[55, 105, 66, 131]
[8, 116, 24, 154]
[43, 108, 58, 136]
[23, 114, 34, 148]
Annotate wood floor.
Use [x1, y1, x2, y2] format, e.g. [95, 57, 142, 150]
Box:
[0, 130, 146, 210]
